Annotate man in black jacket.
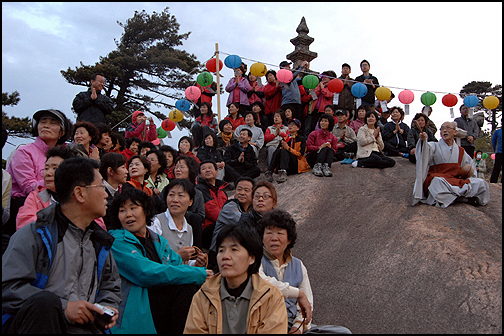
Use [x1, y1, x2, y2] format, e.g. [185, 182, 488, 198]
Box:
[73, 73, 114, 126]
[355, 60, 380, 107]
[223, 128, 261, 184]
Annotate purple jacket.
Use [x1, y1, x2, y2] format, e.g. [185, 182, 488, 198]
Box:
[7, 137, 48, 198]
[226, 77, 251, 107]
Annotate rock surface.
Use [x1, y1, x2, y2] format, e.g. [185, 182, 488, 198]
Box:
[262, 157, 502, 334]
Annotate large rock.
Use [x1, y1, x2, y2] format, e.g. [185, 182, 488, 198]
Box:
[267, 157, 502, 334]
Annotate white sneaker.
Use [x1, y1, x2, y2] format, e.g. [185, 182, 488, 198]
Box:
[351, 160, 358, 168]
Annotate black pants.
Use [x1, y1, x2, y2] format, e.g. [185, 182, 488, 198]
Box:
[462, 145, 475, 159]
[224, 165, 261, 183]
[6, 291, 67, 334]
[307, 147, 333, 167]
[384, 143, 409, 156]
[149, 284, 200, 334]
[268, 148, 298, 174]
[334, 142, 358, 161]
[490, 152, 502, 183]
[357, 151, 396, 168]
[191, 124, 213, 148]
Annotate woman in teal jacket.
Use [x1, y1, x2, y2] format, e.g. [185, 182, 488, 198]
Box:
[108, 187, 212, 334]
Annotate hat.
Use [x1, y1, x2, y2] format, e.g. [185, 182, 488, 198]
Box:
[289, 118, 301, 128]
[279, 61, 292, 68]
[335, 110, 348, 116]
[33, 109, 67, 128]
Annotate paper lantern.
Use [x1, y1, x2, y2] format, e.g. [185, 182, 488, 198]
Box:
[491, 153, 496, 160]
[398, 90, 415, 104]
[375, 87, 392, 101]
[302, 75, 319, 89]
[185, 86, 201, 101]
[250, 62, 267, 77]
[442, 94, 458, 107]
[351, 83, 367, 98]
[277, 69, 293, 83]
[481, 152, 489, 159]
[420, 92, 437, 106]
[206, 58, 223, 73]
[157, 126, 167, 139]
[328, 79, 344, 93]
[161, 118, 176, 131]
[175, 99, 191, 112]
[224, 55, 242, 69]
[463, 95, 479, 108]
[483, 96, 499, 110]
[169, 109, 184, 122]
[196, 72, 213, 87]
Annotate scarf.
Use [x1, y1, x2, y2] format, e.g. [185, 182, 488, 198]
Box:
[221, 132, 233, 144]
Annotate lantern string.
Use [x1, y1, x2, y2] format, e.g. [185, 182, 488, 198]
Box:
[215, 50, 461, 96]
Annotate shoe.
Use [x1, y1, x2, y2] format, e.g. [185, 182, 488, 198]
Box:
[313, 163, 323, 177]
[277, 170, 287, 183]
[322, 163, 333, 177]
[403, 153, 409, 158]
[264, 171, 273, 182]
[351, 160, 359, 168]
[341, 158, 349, 164]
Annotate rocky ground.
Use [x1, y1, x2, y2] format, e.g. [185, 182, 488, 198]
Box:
[247, 157, 502, 334]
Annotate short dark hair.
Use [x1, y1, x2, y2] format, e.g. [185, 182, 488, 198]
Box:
[109, 187, 155, 230]
[266, 69, 277, 79]
[273, 109, 286, 123]
[159, 145, 179, 161]
[161, 178, 196, 206]
[199, 102, 214, 118]
[318, 113, 335, 132]
[178, 136, 194, 152]
[342, 63, 351, 70]
[389, 106, 405, 120]
[46, 144, 81, 161]
[360, 59, 370, 67]
[239, 128, 253, 138]
[258, 209, 297, 250]
[91, 73, 105, 81]
[55, 157, 100, 205]
[243, 111, 258, 123]
[215, 222, 263, 276]
[110, 131, 126, 151]
[199, 159, 218, 172]
[219, 119, 233, 133]
[251, 101, 265, 114]
[364, 110, 380, 126]
[145, 149, 168, 176]
[253, 180, 278, 208]
[126, 137, 141, 149]
[174, 155, 199, 185]
[128, 155, 151, 180]
[100, 152, 127, 180]
[138, 141, 156, 154]
[236, 176, 255, 189]
[72, 121, 101, 145]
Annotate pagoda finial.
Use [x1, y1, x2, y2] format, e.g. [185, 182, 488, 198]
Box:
[296, 17, 309, 35]
[287, 17, 317, 69]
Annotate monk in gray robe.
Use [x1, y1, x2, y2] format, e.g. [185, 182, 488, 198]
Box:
[412, 121, 490, 208]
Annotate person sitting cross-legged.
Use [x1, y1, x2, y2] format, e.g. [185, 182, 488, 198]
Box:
[223, 128, 261, 184]
[306, 114, 340, 177]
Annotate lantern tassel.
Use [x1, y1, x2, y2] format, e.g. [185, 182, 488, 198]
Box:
[405, 104, 410, 115]
[333, 93, 339, 105]
[450, 107, 454, 118]
[469, 107, 474, 119]
[380, 101, 388, 112]
[356, 98, 362, 110]
[167, 131, 172, 139]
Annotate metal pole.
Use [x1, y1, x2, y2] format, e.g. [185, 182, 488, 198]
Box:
[215, 43, 221, 122]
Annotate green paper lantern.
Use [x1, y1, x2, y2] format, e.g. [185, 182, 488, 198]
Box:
[302, 75, 319, 89]
[157, 126, 167, 139]
[481, 152, 489, 159]
[420, 92, 437, 106]
[197, 72, 213, 87]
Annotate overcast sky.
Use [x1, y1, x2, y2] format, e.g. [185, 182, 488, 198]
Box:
[2, 2, 502, 159]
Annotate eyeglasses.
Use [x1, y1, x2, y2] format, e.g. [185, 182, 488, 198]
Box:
[84, 184, 107, 191]
[253, 194, 272, 200]
[440, 126, 455, 131]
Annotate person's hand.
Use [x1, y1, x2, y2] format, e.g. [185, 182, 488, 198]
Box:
[414, 120, 423, 133]
[238, 152, 245, 163]
[194, 251, 207, 268]
[326, 141, 332, 148]
[281, 140, 289, 149]
[152, 187, 160, 196]
[297, 290, 312, 324]
[177, 246, 196, 262]
[249, 141, 257, 148]
[65, 300, 98, 325]
[289, 326, 303, 334]
[410, 148, 416, 156]
[373, 127, 380, 139]
[216, 161, 225, 170]
[275, 126, 281, 136]
[90, 147, 100, 161]
[467, 135, 474, 144]
[419, 131, 427, 141]
[91, 87, 97, 100]
[205, 269, 214, 281]
[340, 130, 346, 139]
[364, 78, 373, 85]
[148, 117, 154, 124]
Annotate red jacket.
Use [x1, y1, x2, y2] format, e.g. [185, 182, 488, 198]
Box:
[195, 177, 228, 229]
[306, 129, 339, 154]
[313, 85, 334, 113]
[224, 115, 245, 131]
[125, 111, 157, 142]
[121, 148, 135, 162]
[262, 82, 282, 115]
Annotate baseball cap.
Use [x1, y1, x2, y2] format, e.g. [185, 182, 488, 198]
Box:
[279, 61, 292, 68]
[335, 110, 348, 116]
[289, 118, 301, 128]
[33, 109, 67, 128]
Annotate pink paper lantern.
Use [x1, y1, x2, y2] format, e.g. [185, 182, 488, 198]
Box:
[185, 86, 201, 101]
[491, 153, 496, 160]
[277, 69, 293, 83]
[398, 90, 415, 105]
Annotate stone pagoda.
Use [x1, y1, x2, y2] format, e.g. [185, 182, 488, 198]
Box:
[286, 17, 318, 69]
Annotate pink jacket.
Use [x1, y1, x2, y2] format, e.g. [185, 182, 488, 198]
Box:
[225, 77, 251, 107]
[125, 111, 157, 142]
[349, 119, 365, 135]
[313, 85, 334, 112]
[7, 137, 48, 198]
[306, 129, 339, 154]
[16, 186, 107, 231]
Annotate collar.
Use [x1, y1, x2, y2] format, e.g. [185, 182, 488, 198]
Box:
[103, 180, 118, 196]
[263, 246, 293, 266]
[164, 209, 189, 233]
[220, 276, 253, 300]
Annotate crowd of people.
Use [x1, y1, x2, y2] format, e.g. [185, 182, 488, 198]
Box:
[1, 64, 501, 333]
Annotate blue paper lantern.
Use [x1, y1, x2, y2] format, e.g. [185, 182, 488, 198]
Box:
[463, 95, 479, 108]
[351, 82, 368, 98]
[175, 99, 191, 112]
[224, 55, 242, 69]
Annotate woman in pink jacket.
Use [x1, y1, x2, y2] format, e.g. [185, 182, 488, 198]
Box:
[306, 114, 340, 178]
[225, 64, 251, 108]
[5, 109, 71, 237]
[125, 110, 157, 143]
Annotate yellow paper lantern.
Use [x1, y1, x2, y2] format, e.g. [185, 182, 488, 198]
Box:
[169, 109, 184, 122]
[250, 62, 267, 77]
[483, 96, 499, 110]
[375, 86, 391, 101]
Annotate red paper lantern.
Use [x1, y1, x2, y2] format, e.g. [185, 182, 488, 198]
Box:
[442, 94, 458, 107]
[161, 119, 176, 131]
[206, 58, 223, 73]
[327, 79, 344, 93]
[277, 69, 293, 83]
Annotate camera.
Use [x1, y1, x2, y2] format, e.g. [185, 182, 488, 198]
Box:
[93, 303, 115, 329]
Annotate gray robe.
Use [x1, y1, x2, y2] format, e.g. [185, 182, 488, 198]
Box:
[412, 138, 490, 208]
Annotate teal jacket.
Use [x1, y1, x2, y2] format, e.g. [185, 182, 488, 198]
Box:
[109, 228, 207, 334]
